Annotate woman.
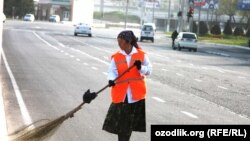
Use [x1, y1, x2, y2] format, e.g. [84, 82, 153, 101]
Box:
[103, 30, 152, 141]
[83, 30, 152, 141]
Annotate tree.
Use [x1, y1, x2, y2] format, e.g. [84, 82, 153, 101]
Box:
[238, 10, 250, 30]
[4, 0, 34, 18]
[246, 28, 250, 37]
[217, 0, 237, 23]
[223, 20, 233, 35]
[199, 21, 208, 35]
[210, 24, 221, 35]
[3, 0, 15, 17]
[192, 21, 197, 33]
[233, 27, 244, 36]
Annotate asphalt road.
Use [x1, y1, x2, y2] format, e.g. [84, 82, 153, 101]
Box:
[1, 20, 250, 141]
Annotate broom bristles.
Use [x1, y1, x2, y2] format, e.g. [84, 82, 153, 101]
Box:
[9, 102, 85, 141]
[10, 116, 66, 141]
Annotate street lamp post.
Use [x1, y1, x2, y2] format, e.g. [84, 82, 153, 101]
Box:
[100, 0, 104, 22]
[12, 6, 15, 19]
[167, 0, 171, 32]
[124, 0, 129, 29]
[152, 0, 155, 23]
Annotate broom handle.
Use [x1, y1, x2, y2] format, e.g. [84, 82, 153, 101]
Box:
[65, 64, 136, 119]
[96, 64, 135, 95]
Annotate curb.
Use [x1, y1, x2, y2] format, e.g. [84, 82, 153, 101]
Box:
[199, 42, 250, 50]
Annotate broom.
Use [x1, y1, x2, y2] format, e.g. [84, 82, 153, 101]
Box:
[9, 65, 136, 141]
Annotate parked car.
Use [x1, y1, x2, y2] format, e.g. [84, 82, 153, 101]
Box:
[74, 23, 92, 37]
[2, 13, 6, 23]
[140, 23, 155, 42]
[173, 32, 198, 52]
[49, 15, 60, 22]
[23, 14, 35, 22]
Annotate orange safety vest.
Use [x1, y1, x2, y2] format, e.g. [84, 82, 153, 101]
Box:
[111, 49, 146, 103]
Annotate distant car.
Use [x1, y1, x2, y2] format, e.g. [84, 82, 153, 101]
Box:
[2, 13, 6, 23]
[23, 14, 35, 22]
[140, 24, 155, 42]
[49, 15, 60, 22]
[74, 23, 92, 37]
[173, 32, 198, 52]
[144, 23, 156, 32]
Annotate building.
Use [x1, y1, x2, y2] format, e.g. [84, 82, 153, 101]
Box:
[35, 0, 93, 24]
[35, 0, 70, 21]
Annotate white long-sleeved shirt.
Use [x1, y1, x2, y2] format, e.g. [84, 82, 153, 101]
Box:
[107, 47, 152, 103]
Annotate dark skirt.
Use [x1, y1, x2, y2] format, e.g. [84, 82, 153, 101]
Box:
[102, 99, 146, 135]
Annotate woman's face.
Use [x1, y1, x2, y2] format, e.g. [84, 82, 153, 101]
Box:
[117, 38, 129, 51]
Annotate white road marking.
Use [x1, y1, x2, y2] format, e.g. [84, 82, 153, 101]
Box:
[60, 50, 64, 53]
[217, 69, 225, 73]
[2, 49, 33, 125]
[35, 32, 109, 66]
[33, 32, 59, 51]
[194, 79, 202, 82]
[76, 58, 81, 61]
[64, 53, 69, 56]
[181, 111, 198, 119]
[176, 73, 184, 77]
[218, 86, 228, 90]
[201, 67, 208, 70]
[205, 51, 230, 57]
[58, 43, 65, 47]
[189, 63, 194, 66]
[70, 37, 112, 53]
[83, 63, 89, 66]
[77, 51, 109, 65]
[92, 38, 115, 45]
[70, 55, 75, 58]
[91, 67, 98, 70]
[103, 56, 109, 60]
[75, 49, 81, 53]
[147, 78, 152, 81]
[147, 52, 169, 60]
[102, 72, 108, 75]
[238, 76, 246, 79]
[152, 97, 166, 103]
[176, 60, 182, 63]
[161, 69, 169, 71]
[0, 79, 9, 141]
[153, 62, 165, 66]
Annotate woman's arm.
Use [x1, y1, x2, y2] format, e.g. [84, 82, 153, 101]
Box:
[140, 54, 152, 76]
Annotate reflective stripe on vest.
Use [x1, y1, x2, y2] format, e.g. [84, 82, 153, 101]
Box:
[115, 77, 144, 85]
[111, 49, 146, 103]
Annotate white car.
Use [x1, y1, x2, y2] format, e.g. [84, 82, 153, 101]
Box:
[140, 24, 155, 42]
[144, 23, 156, 32]
[74, 23, 92, 37]
[23, 14, 35, 22]
[174, 32, 198, 52]
[49, 15, 60, 22]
